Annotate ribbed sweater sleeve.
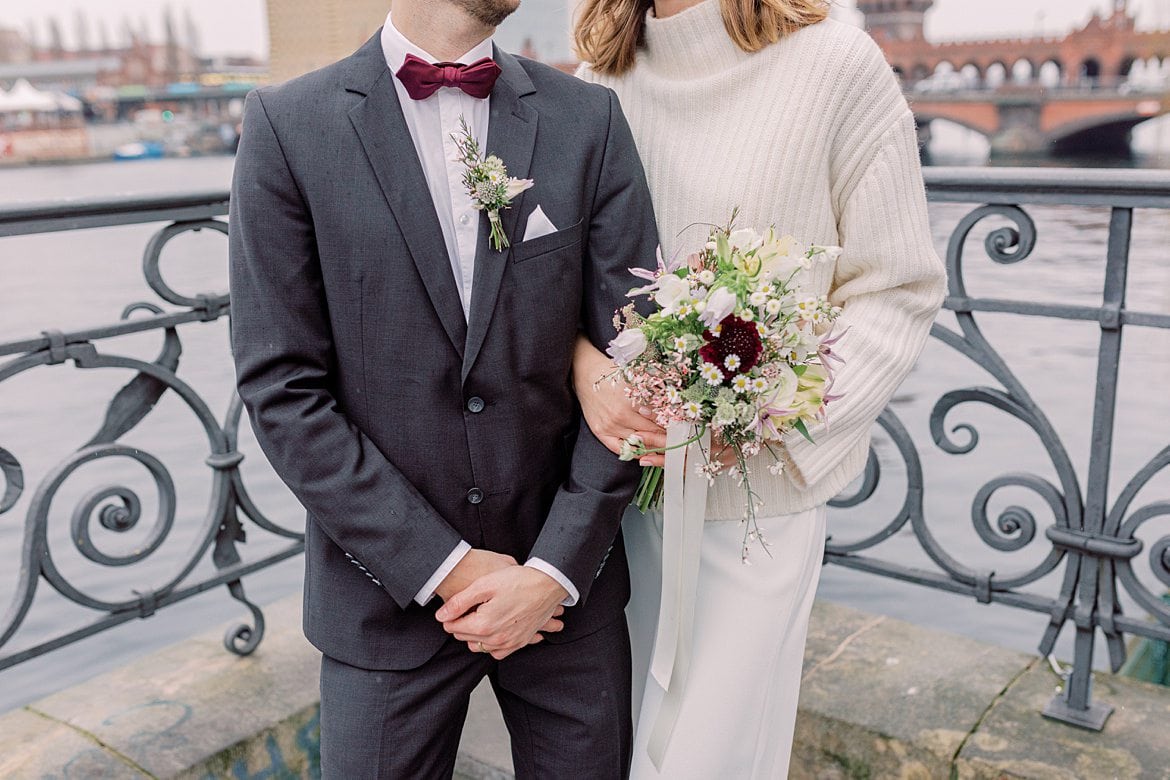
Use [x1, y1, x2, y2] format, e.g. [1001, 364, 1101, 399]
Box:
[781, 109, 946, 490]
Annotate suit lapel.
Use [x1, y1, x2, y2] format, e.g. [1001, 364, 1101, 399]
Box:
[462, 48, 538, 383]
[344, 33, 467, 359]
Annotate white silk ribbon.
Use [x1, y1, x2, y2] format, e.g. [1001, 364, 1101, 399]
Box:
[647, 423, 710, 769]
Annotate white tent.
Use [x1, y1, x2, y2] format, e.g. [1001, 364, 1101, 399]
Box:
[1, 79, 62, 113]
[52, 91, 83, 112]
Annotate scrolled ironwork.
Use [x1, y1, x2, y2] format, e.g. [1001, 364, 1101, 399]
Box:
[970, 475, 1058, 553]
[67, 450, 175, 568]
[822, 171, 1170, 731]
[142, 219, 231, 314]
[2, 172, 1169, 730]
[0, 201, 302, 673]
[1154, 538, 1170, 589]
[0, 446, 22, 515]
[223, 580, 266, 656]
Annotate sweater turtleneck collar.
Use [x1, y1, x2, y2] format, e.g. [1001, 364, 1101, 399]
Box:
[642, 0, 752, 79]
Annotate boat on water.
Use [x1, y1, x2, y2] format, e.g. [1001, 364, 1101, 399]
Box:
[112, 141, 167, 161]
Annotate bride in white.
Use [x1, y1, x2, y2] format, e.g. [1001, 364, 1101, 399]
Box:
[571, 0, 946, 776]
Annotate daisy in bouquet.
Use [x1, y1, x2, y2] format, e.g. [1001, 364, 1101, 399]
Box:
[605, 212, 845, 556]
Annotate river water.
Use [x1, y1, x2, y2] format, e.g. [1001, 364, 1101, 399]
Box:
[1, 151, 1169, 714]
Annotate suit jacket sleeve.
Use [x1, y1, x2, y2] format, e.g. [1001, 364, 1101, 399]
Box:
[229, 90, 464, 609]
[528, 89, 659, 603]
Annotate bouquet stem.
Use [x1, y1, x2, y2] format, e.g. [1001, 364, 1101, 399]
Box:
[634, 465, 665, 513]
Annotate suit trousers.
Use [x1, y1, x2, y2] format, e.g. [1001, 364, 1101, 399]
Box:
[319, 617, 633, 780]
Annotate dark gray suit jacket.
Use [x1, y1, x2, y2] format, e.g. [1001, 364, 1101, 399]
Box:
[229, 33, 658, 671]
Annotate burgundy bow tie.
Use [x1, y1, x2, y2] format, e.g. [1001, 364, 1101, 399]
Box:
[396, 53, 502, 101]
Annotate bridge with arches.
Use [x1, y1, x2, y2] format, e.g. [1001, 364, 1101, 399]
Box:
[861, 0, 1170, 155]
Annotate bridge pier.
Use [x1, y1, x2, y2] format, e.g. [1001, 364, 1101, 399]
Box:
[990, 98, 1050, 157]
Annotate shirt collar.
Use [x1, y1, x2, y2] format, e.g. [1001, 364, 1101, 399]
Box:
[381, 12, 495, 74]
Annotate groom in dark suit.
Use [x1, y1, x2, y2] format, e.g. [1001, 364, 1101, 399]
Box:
[229, 0, 657, 777]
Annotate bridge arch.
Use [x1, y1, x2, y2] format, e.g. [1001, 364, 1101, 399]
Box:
[1048, 109, 1169, 155]
[1011, 58, 1036, 84]
[1038, 60, 1063, 88]
[985, 62, 1007, 89]
[959, 63, 983, 89]
[1079, 57, 1102, 87]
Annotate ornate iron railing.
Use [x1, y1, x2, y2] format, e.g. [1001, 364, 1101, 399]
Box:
[828, 167, 1170, 730]
[1, 168, 1168, 730]
[0, 192, 304, 672]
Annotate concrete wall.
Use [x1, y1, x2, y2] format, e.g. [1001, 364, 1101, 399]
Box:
[1, 595, 1167, 779]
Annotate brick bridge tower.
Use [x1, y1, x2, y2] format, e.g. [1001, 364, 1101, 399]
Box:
[856, 0, 935, 43]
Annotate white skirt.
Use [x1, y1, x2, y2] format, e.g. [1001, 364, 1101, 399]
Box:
[624, 504, 827, 779]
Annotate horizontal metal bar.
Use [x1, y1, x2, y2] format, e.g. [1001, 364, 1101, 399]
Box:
[1113, 615, 1170, 643]
[925, 167, 1170, 209]
[0, 191, 230, 238]
[0, 307, 228, 357]
[945, 296, 1170, 329]
[0, 541, 304, 672]
[1124, 310, 1170, 329]
[825, 552, 1060, 615]
[0, 167, 1164, 242]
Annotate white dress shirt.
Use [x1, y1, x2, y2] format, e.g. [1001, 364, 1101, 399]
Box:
[381, 15, 578, 608]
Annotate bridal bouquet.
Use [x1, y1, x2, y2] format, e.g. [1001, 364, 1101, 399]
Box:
[606, 213, 845, 554]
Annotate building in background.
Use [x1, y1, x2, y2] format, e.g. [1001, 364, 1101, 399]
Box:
[0, 11, 205, 93]
[0, 27, 33, 64]
[0, 9, 264, 164]
[266, 0, 388, 84]
[265, 0, 575, 83]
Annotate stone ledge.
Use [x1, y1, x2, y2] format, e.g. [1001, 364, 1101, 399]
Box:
[0, 594, 1167, 778]
[0, 596, 322, 779]
[794, 601, 1170, 779]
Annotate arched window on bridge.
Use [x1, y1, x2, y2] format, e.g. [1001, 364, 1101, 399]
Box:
[1079, 58, 1102, 88]
[1126, 56, 1169, 91]
[985, 62, 1007, 89]
[1011, 59, 1035, 85]
[1119, 56, 1138, 85]
[925, 61, 961, 92]
[1124, 57, 1145, 87]
[959, 63, 982, 90]
[1038, 61, 1063, 89]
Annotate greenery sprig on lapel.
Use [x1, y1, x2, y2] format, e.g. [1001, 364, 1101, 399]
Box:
[451, 116, 535, 251]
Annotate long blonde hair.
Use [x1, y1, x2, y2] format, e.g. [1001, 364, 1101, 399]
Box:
[574, 0, 830, 76]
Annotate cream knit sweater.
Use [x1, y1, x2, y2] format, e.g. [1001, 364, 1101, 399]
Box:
[580, 1, 946, 521]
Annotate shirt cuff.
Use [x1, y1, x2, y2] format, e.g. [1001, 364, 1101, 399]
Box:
[414, 540, 471, 606]
[525, 558, 580, 607]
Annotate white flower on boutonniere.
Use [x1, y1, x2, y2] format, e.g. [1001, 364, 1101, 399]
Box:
[451, 116, 534, 251]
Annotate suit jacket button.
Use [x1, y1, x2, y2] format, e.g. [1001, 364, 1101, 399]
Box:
[467, 396, 485, 414]
[467, 488, 484, 505]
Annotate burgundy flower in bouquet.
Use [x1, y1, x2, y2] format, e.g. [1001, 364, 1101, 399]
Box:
[699, 315, 763, 382]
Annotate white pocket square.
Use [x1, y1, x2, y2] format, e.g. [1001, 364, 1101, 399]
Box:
[522, 205, 558, 242]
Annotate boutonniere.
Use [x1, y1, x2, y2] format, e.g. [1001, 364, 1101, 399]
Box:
[452, 116, 534, 251]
